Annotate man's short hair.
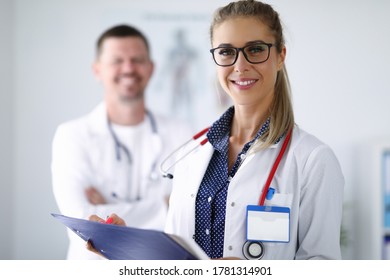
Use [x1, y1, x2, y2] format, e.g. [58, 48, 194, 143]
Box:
[96, 24, 150, 57]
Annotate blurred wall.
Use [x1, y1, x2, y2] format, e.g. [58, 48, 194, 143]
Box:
[0, 0, 14, 259]
[2, 0, 390, 259]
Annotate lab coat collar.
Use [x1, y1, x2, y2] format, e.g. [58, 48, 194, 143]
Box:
[87, 102, 109, 135]
[86, 102, 163, 171]
[237, 136, 283, 171]
[86, 102, 157, 136]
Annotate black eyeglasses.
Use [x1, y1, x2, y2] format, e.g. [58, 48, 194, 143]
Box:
[210, 43, 273, 67]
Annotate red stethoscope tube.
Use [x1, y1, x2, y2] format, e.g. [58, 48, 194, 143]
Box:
[258, 128, 292, 206]
[193, 127, 210, 145]
[160, 126, 292, 205]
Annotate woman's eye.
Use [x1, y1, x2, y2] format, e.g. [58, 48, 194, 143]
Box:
[247, 45, 266, 54]
[218, 48, 236, 56]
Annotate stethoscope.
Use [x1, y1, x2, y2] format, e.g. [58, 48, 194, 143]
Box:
[107, 110, 162, 200]
[160, 126, 293, 260]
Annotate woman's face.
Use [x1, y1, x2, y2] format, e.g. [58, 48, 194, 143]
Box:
[211, 17, 285, 109]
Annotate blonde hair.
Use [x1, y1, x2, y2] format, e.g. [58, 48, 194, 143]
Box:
[210, 0, 294, 149]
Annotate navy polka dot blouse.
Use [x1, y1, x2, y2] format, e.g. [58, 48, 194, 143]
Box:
[194, 106, 270, 258]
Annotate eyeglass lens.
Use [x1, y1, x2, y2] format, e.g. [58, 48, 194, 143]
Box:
[212, 43, 271, 66]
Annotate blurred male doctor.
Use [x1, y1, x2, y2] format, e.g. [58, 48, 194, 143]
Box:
[51, 24, 191, 259]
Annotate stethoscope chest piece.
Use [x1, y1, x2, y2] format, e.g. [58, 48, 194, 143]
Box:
[242, 241, 264, 260]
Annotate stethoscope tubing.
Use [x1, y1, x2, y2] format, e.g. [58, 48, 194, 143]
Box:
[160, 126, 293, 191]
[258, 128, 292, 206]
[107, 110, 162, 201]
[160, 127, 210, 179]
[244, 128, 292, 260]
[108, 110, 158, 164]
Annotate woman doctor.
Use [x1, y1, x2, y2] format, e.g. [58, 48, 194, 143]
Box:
[164, 0, 344, 260]
[89, 0, 344, 260]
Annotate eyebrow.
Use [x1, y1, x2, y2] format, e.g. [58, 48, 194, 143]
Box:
[217, 40, 267, 48]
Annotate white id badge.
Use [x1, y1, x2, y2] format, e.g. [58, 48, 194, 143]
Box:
[246, 205, 290, 242]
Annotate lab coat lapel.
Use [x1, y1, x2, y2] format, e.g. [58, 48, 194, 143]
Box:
[183, 142, 214, 235]
[233, 141, 279, 180]
[87, 102, 108, 135]
[187, 142, 214, 194]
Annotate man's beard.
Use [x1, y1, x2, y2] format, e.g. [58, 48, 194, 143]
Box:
[118, 90, 144, 104]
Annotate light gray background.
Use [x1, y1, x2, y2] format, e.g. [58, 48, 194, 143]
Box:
[1, 0, 389, 259]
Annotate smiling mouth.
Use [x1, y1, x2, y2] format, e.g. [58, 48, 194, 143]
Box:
[120, 76, 137, 85]
[233, 79, 257, 86]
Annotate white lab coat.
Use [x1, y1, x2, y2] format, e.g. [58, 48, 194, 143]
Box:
[165, 126, 344, 260]
[51, 102, 192, 259]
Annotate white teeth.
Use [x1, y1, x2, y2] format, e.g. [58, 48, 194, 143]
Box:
[121, 77, 136, 86]
[236, 80, 255, 86]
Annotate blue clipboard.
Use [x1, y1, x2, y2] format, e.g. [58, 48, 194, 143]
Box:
[52, 213, 208, 260]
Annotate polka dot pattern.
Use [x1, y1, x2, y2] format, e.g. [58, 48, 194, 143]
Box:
[194, 106, 270, 258]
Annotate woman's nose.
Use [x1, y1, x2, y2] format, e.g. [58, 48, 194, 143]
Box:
[234, 51, 250, 73]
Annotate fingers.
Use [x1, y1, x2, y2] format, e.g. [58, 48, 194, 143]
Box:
[86, 240, 105, 258]
[108, 213, 127, 226]
[88, 213, 127, 226]
[88, 214, 105, 223]
[86, 214, 125, 259]
[86, 240, 98, 253]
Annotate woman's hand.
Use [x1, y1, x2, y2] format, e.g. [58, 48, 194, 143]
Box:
[88, 213, 126, 226]
[86, 213, 127, 257]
